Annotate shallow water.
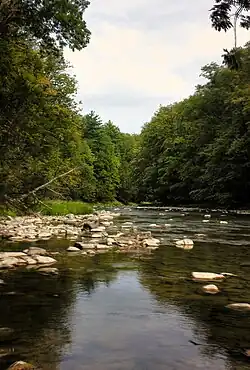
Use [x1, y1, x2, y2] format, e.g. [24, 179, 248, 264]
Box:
[1, 208, 250, 369]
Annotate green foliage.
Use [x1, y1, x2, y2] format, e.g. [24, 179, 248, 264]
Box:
[38, 200, 93, 215]
[134, 44, 250, 207]
[0, 0, 91, 52]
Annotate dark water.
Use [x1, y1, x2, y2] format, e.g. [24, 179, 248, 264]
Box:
[1, 208, 250, 369]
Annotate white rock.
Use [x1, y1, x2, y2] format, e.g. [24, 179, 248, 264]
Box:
[91, 226, 106, 232]
[106, 238, 115, 246]
[164, 224, 171, 227]
[67, 246, 81, 252]
[101, 221, 112, 227]
[90, 233, 103, 238]
[175, 239, 194, 250]
[202, 220, 210, 223]
[220, 221, 228, 224]
[226, 303, 250, 311]
[95, 244, 111, 250]
[20, 256, 37, 265]
[143, 238, 160, 247]
[149, 223, 157, 227]
[24, 247, 47, 256]
[0, 257, 21, 268]
[204, 214, 211, 218]
[0, 252, 26, 258]
[34, 255, 56, 265]
[202, 284, 220, 294]
[192, 272, 225, 281]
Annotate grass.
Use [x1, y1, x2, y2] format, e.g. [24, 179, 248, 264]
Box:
[38, 200, 93, 216]
[0, 206, 17, 217]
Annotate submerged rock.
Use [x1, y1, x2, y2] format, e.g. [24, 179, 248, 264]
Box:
[226, 303, 250, 311]
[38, 267, 59, 275]
[23, 247, 47, 256]
[202, 284, 220, 294]
[192, 272, 225, 281]
[0, 327, 15, 342]
[8, 361, 36, 370]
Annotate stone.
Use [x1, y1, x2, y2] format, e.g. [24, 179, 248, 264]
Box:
[220, 220, 228, 224]
[192, 272, 225, 281]
[101, 221, 112, 227]
[0, 257, 21, 269]
[23, 247, 47, 256]
[204, 214, 211, 218]
[91, 226, 106, 232]
[136, 231, 151, 241]
[0, 252, 26, 258]
[34, 255, 56, 265]
[142, 238, 160, 247]
[67, 246, 81, 252]
[0, 279, 5, 285]
[175, 239, 194, 250]
[38, 267, 59, 275]
[226, 303, 250, 311]
[202, 284, 220, 294]
[106, 238, 115, 246]
[90, 233, 103, 238]
[0, 327, 15, 341]
[7, 361, 36, 370]
[66, 214, 75, 219]
[202, 220, 210, 223]
[20, 256, 37, 265]
[87, 250, 96, 256]
[74, 242, 95, 249]
[95, 244, 111, 250]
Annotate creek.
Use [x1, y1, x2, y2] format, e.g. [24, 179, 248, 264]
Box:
[0, 207, 250, 369]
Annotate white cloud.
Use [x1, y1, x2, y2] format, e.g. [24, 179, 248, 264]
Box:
[64, 0, 250, 133]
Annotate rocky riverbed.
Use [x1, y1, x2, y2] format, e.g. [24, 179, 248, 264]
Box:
[0, 210, 162, 270]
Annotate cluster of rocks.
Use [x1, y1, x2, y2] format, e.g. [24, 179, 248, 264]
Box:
[0, 211, 119, 242]
[67, 225, 161, 256]
[0, 247, 57, 272]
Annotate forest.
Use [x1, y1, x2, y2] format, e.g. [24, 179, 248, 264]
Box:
[1, 0, 250, 211]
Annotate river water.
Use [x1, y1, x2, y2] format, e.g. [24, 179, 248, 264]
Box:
[1, 207, 250, 369]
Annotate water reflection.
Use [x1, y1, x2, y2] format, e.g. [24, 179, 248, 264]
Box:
[1, 208, 250, 369]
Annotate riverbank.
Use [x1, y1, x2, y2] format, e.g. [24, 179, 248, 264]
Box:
[0, 200, 127, 217]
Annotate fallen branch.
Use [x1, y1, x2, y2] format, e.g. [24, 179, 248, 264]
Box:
[20, 167, 79, 199]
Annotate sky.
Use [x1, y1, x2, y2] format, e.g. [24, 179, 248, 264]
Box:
[64, 0, 250, 133]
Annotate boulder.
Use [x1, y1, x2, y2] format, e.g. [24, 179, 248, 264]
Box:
[226, 303, 250, 311]
[220, 221, 228, 224]
[136, 231, 151, 241]
[202, 284, 220, 294]
[74, 242, 96, 249]
[7, 361, 36, 370]
[33, 255, 56, 265]
[192, 272, 225, 281]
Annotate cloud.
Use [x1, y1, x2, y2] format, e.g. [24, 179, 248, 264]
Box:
[64, 0, 250, 133]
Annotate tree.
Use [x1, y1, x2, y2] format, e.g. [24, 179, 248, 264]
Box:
[210, 1, 250, 68]
[0, 0, 91, 52]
